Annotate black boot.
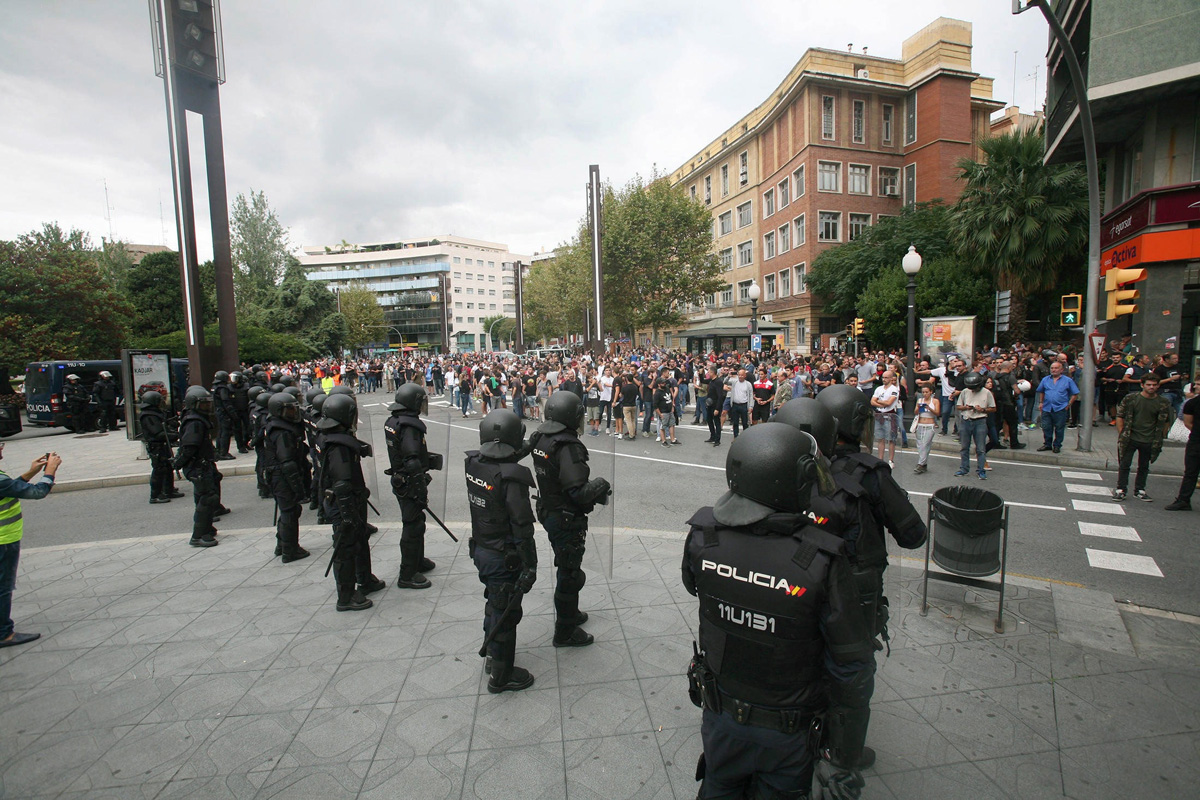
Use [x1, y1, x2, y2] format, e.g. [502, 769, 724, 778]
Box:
[396, 571, 431, 589]
[335, 563, 372, 611]
[359, 575, 387, 594]
[487, 636, 534, 694]
[553, 624, 594, 647]
[282, 546, 310, 563]
[419, 557, 437, 573]
[149, 496, 170, 504]
[166, 489, 185, 499]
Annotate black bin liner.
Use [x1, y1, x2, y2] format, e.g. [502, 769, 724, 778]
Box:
[930, 486, 1005, 578]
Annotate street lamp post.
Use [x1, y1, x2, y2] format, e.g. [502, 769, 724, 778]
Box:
[486, 318, 505, 353]
[902, 245, 923, 414]
[748, 280, 761, 336]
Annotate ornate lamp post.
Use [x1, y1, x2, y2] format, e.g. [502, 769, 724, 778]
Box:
[902, 245, 923, 412]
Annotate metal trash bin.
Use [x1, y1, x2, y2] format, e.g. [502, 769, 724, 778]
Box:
[929, 487, 1005, 577]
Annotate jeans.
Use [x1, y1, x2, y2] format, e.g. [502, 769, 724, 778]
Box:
[897, 405, 908, 447]
[1163, 392, 1183, 419]
[1174, 438, 1199, 503]
[460, 391, 474, 415]
[940, 394, 955, 434]
[959, 417, 987, 475]
[729, 403, 749, 438]
[1041, 408, 1069, 449]
[694, 396, 708, 425]
[0, 540, 21, 640]
[1117, 440, 1153, 493]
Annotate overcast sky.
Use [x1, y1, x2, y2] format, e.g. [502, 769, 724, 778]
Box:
[1, 1, 1050, 259]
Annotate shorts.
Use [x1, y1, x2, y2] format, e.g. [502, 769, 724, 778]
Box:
[658, 412, 676, 429]
[587, 405, 601, 422]
[873, 411, 898, 443]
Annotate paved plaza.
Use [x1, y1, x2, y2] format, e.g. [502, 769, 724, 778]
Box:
[3, 511, 1200, 799]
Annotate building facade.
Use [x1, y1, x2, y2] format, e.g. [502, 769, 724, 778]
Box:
[1044, 0, 1200, 378]
[664, 17, 1000, 353]
[298, 235, 529, 353]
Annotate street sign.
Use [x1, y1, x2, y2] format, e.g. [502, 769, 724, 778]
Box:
[995, 290, 1012, 334]
[1088, 331, 1106, 364]
[750, 334, 762, 352]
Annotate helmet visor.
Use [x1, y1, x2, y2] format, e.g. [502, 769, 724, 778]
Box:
[813, 453, 837, 498]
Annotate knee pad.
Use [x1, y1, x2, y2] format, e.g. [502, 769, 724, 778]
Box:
[557, 567, 586, 595]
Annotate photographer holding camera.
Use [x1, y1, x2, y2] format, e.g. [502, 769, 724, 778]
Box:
[0, 443, 61, 648]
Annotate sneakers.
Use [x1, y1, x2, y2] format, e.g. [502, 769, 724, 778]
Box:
[1112, 489, 1126, 502]
[978, 472, 987, 480]
[1037, 445, 1052, 452]
[887, 460, 895, 470]
[913, 464, 927, 474]
[1134, 489, 1152, 502]
[1165, 500, 1192, 511]
[954, 470, 968, 477]
[189, 536, 218, 547]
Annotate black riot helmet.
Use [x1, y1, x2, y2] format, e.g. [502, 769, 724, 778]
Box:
[250, 364, 264, 374]
[544, 391, 585, 428]
[963, 371, 985, 391]
[213, 370, 229, 384]
[255, 390, 273, 410]
[254, 370, 268, 385]
[283, 386, 302, 400]
[248, 385, 265, 405]
[183, 385, 212, 413]
[479, 409, 526, 460]
[270, 383, 286, 393]
[317, 393, 357, 431]
[278, 374, 296, 387]
[311, 393, 327, 414]
[713, 424, 825, 526]
[230, 371, 244, 385]
[305, 387, 325, 406]
[268, 392, 301, 422]
[389, 383, 424, 414]
[816, 384, 874, 449]
[328, 384, 355, 397]
[139, 390, 163, 410]
[771, 398, 839, 458]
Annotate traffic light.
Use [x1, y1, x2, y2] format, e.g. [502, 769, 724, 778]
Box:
[1104, 267, 1147, 319]
[1060, 294, 1082, 327]
[852, 318, 865, 336]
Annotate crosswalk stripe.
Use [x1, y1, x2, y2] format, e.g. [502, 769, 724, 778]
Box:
[1086, 548, 1163, 577]
[1072, 499, 1125, 515]
[1065, 483, 1113, 496]
[1078, 522, 1142, 542]
[1061, 470, 1103, 481]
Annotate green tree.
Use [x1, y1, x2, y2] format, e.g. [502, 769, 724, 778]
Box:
[124, 249, 222, 340]
[856, 256, 995, 346]
[808, 202, 955, 318]
[950, 127, 1087, 342]
[479, 314, 518, 350]
[138, 323, 313, 363]
[521, 237, 592, 342]
[339, 283, 385, 351]
[0, 224, 133, 372]
[96, 239, 136, 289]
[230, 189, 290, 304]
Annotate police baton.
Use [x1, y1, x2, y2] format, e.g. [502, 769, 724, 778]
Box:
[478, 588, 524, 658]
[421, 503, 459, 542]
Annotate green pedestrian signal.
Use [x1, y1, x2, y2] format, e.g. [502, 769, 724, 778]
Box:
[1060, 294, 1082, 327]
[1062, 311, 1077, 325]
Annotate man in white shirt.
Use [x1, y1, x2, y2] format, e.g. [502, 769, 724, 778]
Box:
[871, 370, 901, 467]
[728, 369, 753, 439]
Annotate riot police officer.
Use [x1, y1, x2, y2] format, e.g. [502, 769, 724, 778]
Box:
[173, 386, 222, 547]
[264, 392, 311, 563]
[304, 389, 326, 515]
[211, 371, 237, 460]
[230, 371, 251, 453]
[252, 369, 270, 391]
[250, 388, 272, 499]
[683, 423, 875, 800]
[93, 370, 119, 432]
[139, 391, 183, 504]
[64, 374, 93, 432]
[528, 391, 610, 647]
[384, 384, 442, 589]
[466, 409, 538, 693]
[317, 393, 385, 610]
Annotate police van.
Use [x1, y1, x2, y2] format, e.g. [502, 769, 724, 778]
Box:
[24, 359, 189, 427]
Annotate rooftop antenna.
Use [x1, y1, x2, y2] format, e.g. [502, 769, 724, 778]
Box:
[1027, 64, 1041, 111]
[103, 178, 114, 241]
[1013, 50, 1019, 107]
[847, 42, 853, 52]
[862, 46, 868, 55]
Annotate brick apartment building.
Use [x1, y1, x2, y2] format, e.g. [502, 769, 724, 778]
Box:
[662, 17, 1002, 354]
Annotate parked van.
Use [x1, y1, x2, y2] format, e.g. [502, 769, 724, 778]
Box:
[24, 359, 189, 427]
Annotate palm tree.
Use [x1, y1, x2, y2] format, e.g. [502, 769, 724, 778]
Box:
[951, 127, 1087, 342]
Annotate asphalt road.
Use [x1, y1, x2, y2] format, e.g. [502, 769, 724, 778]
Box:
[20, 401, 1200, 616]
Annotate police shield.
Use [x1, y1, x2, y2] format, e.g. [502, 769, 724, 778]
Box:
[358, 400, 382, 531]
[584, 414, 616, 580]
[425, 387, 452, 523]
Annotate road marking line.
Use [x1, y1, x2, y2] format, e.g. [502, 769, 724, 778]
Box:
[1072, 499, 1125, 515]
[1065, 483, 1113, 496]
[1061, 470, 1103, 481]
[907, 490, 1064, 512]
[1078, 522, 1142, 542]
[1086, 548, 1163, 577]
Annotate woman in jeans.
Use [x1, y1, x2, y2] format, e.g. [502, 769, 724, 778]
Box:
[459, 372, 475, 417]
[913, 384, 940, 474]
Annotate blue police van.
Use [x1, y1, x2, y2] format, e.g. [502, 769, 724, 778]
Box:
[24, 359, 189, 428]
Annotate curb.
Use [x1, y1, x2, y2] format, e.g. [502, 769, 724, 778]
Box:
[50, 463, 259, 493]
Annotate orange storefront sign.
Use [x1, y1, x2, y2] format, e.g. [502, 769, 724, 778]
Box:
[1101, 228, 1200, 275]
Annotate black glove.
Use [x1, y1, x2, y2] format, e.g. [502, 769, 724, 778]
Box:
[427, 452, 444, 471]
[585, 477, 612, 506]
[516, 567, 537, 594]
[816, 762, 864, 800]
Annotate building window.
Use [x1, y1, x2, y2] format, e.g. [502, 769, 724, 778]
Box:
[719, 247, 733, 271]
[848, 164, 871, 195]
[488, 274, 495, 281]
[719, 210, 733, 236]
[848, 213, 871, 241]
[905, 92, 916, 145]
[465, 258, 473, 265]
[453, 257, 461, 264]
[737, 241, 753, 267]
[904, 163, 916, 207]
[779, 177, 790, 208]
[489, 304, 496, 310]
[739, 151, 749, 185]
[764, 231, 776, 260]
[852, 100, 865, 143]
[797, 318, 807, 349]
[454, 286, 461, 293]
[794, 165, 805, 198]
[879, 167, 899, 197]
[882, 104, 894, 144]
[780, 268, 791, 297]
[721, 164, 729, 197]
[764, 188, 775, 217]
[467, 302, 474, 309]
[488, 289, 496, 296]
[468, 317, 475, 323]
[721, 284, 734, 307]
[467, 287, 474, 294]
[690, 185, 697, 200]
[818, 211, 841, 242]
[779, 223, 790, 253]
[737, 280, 752, 303]
[818, 161, 841, 193]
[765, 273, 776, 301]
[456, 316, 464, 323]
[704, 176, 712, 204]
[737, 201, 753, 228]
[796, 263, 807, 294]
[455, 302, 463, 309]
[453, 271, 462, 279]
[822, 95, 835, 140]
[488, 261, 495, 267]
[794, 214, 805, 246]
[466, 273, 474, 280]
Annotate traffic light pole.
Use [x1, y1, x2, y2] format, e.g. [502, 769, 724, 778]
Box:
[1019, 1, 1102, 451]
